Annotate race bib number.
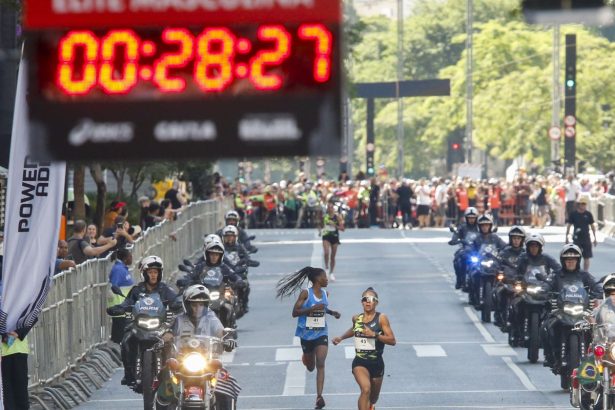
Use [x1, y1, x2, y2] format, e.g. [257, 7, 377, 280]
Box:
[306, 312, 325, 329]
[324, 225, 336, 232]
[354, 336, 376, 351]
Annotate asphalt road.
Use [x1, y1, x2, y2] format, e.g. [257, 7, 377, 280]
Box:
[76, 226, 615, 410]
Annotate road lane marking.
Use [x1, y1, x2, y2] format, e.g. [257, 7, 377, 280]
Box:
[239, 388, 540, 399]
[275, 347, 302, 361]
[310, 231, 321, 268]
[293, 336, 300, 346]
[413, 345, 447, 357]
[482, 344, 517, 356]
[463, 307, 496, 343]
[282, 361, 306, 396]
[502, 356, 538, 391]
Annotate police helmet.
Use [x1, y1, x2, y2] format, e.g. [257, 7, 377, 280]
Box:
[559, 243, 582, 271]
[140, 255, 163, 283]
[602, 274, 615, 296]
[182, 284, 210, 315]
[525, 233, 545, 249]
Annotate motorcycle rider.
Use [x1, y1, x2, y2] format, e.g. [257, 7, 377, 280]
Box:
[541, 244, 601, 369]
[222, 225, 254, 313]
[156, 285, 239, 409]
[593, 274, 615, 326]
[108, 255, 179, 386]
[493, 226, 526, 329]
[448, 207, 479, 289]
[218, 210, 257, 254]
[471, 213, 506, 252]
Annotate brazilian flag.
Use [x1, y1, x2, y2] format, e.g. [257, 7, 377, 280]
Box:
[577, 355, 602, 386]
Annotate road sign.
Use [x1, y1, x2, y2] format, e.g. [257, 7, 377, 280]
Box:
[24, 0, 342, 161]
[565, 126, 576, 138]
[564, 115, 577, 127]
[548, 126, 561, 141]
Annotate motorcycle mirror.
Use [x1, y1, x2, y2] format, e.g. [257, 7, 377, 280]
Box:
[535, 273, 547, 282]
[111, 285, 125, 297]
[176, 278, 188, 288]
[178, 265, 191, 273]
[492, 226, 498, 233]
[183, 259, 194, 268]
[248, 235, 256, 240]
[449, 225, 456, 233]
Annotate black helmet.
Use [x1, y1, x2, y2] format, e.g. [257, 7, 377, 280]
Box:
[602, 274, 615, 297]
[508, 225, 526, 245]
[559, 243, 582, 272]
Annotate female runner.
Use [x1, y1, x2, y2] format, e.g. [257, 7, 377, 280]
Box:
[321, 201, 345, 281]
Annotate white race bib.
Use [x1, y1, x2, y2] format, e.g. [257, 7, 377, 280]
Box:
[306, 313, 326, 329]
[354, 336, 376, 351]
[324, 225, 336, 232]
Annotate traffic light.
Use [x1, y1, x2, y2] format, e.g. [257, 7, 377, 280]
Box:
[447, 136, 464, 171]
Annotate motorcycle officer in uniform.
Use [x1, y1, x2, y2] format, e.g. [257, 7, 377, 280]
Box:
[540, 244, 601, 370]
[471, 213, 506, 252]
[448, 207, 479, 289]
[218, 210, 257, 254]
[493, 226, 526, 329]
[108, 255, 178, 386]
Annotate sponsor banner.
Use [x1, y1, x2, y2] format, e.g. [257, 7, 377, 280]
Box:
[0, 59, 66, 338]
[24, 0, 341, 29]
[29, 94, 341, 160]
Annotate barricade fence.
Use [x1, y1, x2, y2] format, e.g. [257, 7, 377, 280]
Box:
[27, 197, 231, 388]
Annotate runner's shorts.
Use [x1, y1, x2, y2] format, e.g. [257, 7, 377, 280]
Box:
[352, 356, 385, 378]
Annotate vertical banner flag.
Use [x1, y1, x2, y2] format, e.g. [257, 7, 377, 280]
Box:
[0, 58, 66, 337]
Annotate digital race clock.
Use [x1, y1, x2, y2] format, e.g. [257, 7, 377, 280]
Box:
[24, 0, 342, 161]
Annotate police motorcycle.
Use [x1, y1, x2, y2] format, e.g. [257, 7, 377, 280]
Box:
[220, 210, 257, 254]
[109, 287, 179, 410]
[177, 262, 227, 326]
[508, 266, 551, 362]
[569, 275, 614, 410]
[469, 240, 501, 323]
[544, 276, 592, 389]
[448, 207, 479, 292]
[155, 287, 239, 410]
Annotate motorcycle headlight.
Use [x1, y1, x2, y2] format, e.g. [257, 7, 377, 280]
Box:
[210, 291, 220, 301]
[183, 353, 208, 373]
[480, 260, 494, 268]
[563, 304, 584, 316]
[514, 283, 523, 293]
[496, 273, 505, 281]
[526, 285, 543, 294]
[470, 256, 479, 263]
[137, 317, 160, 329]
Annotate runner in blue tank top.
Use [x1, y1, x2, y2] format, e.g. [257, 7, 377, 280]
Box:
[276, 267, 341, 409]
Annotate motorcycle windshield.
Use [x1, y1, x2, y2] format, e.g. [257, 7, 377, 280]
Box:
[558, 281, 588, 306]
[464, 232, 479, 246]
[133, 293, 166, 318]
[178, 335, 224, 357]
[479, 243, 498, 259]
[594, 303, 615, 342]
[525, 265, 547, 283]
[200, 270, 223, 287]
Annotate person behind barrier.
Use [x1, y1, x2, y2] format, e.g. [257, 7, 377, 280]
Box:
[107, 248, 134, 344]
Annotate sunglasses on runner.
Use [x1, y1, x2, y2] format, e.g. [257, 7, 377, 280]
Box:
[361, 296, 378, 303]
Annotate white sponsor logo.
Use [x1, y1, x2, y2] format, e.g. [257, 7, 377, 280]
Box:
[239, 115, 301, 141]
[52, 0, 316, 14]
[68, 119, 134, 146]
[154, 121, 217, 142]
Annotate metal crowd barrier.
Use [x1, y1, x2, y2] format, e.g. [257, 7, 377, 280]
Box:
[594, 194, 615, 236]
[27, 197, 231, 388]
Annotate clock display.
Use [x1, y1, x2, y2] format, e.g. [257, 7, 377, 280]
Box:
[34, 23, 337, 100]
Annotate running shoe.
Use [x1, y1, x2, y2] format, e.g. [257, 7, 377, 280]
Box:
[315, 396, 326, 409]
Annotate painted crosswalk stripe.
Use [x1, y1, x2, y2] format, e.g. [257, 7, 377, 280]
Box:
[282, 362, 306, 396]
[275, 347, 302, 361]
[482, 344, 517, 356]
[413, 345, 447, 357]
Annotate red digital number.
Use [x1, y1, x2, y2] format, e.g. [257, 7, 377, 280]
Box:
[298, 24, 333, 83]
[99, 30, 140, 94]
[194, 28, 236, 92]
[153, 28, 194, 93]
[57, 31, 99, 95]
[250, 25, 291, 91]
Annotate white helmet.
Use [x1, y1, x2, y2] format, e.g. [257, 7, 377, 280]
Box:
[140, 255, 163, 283]
[225, 210, 240, 221]
[204, 233, 221, 248]
[222, 225, 239, 237]
[525, 233, 545, 249]
[182, 284, 210, 316]
[464, 207, 479, 218]
[602, 274, 615, 296]
[204, 237, 225, 266]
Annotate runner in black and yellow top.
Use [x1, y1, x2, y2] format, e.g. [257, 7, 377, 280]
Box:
[276, 267, 341, 409]
[333, 288, 396, 410]
[321, 201, 345, 281]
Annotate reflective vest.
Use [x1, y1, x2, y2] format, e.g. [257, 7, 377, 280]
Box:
[1, 336, 29, 356]
[107, 285, 134, 317]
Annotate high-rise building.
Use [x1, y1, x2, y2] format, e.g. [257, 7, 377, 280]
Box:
[353, 0, 414, 18]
